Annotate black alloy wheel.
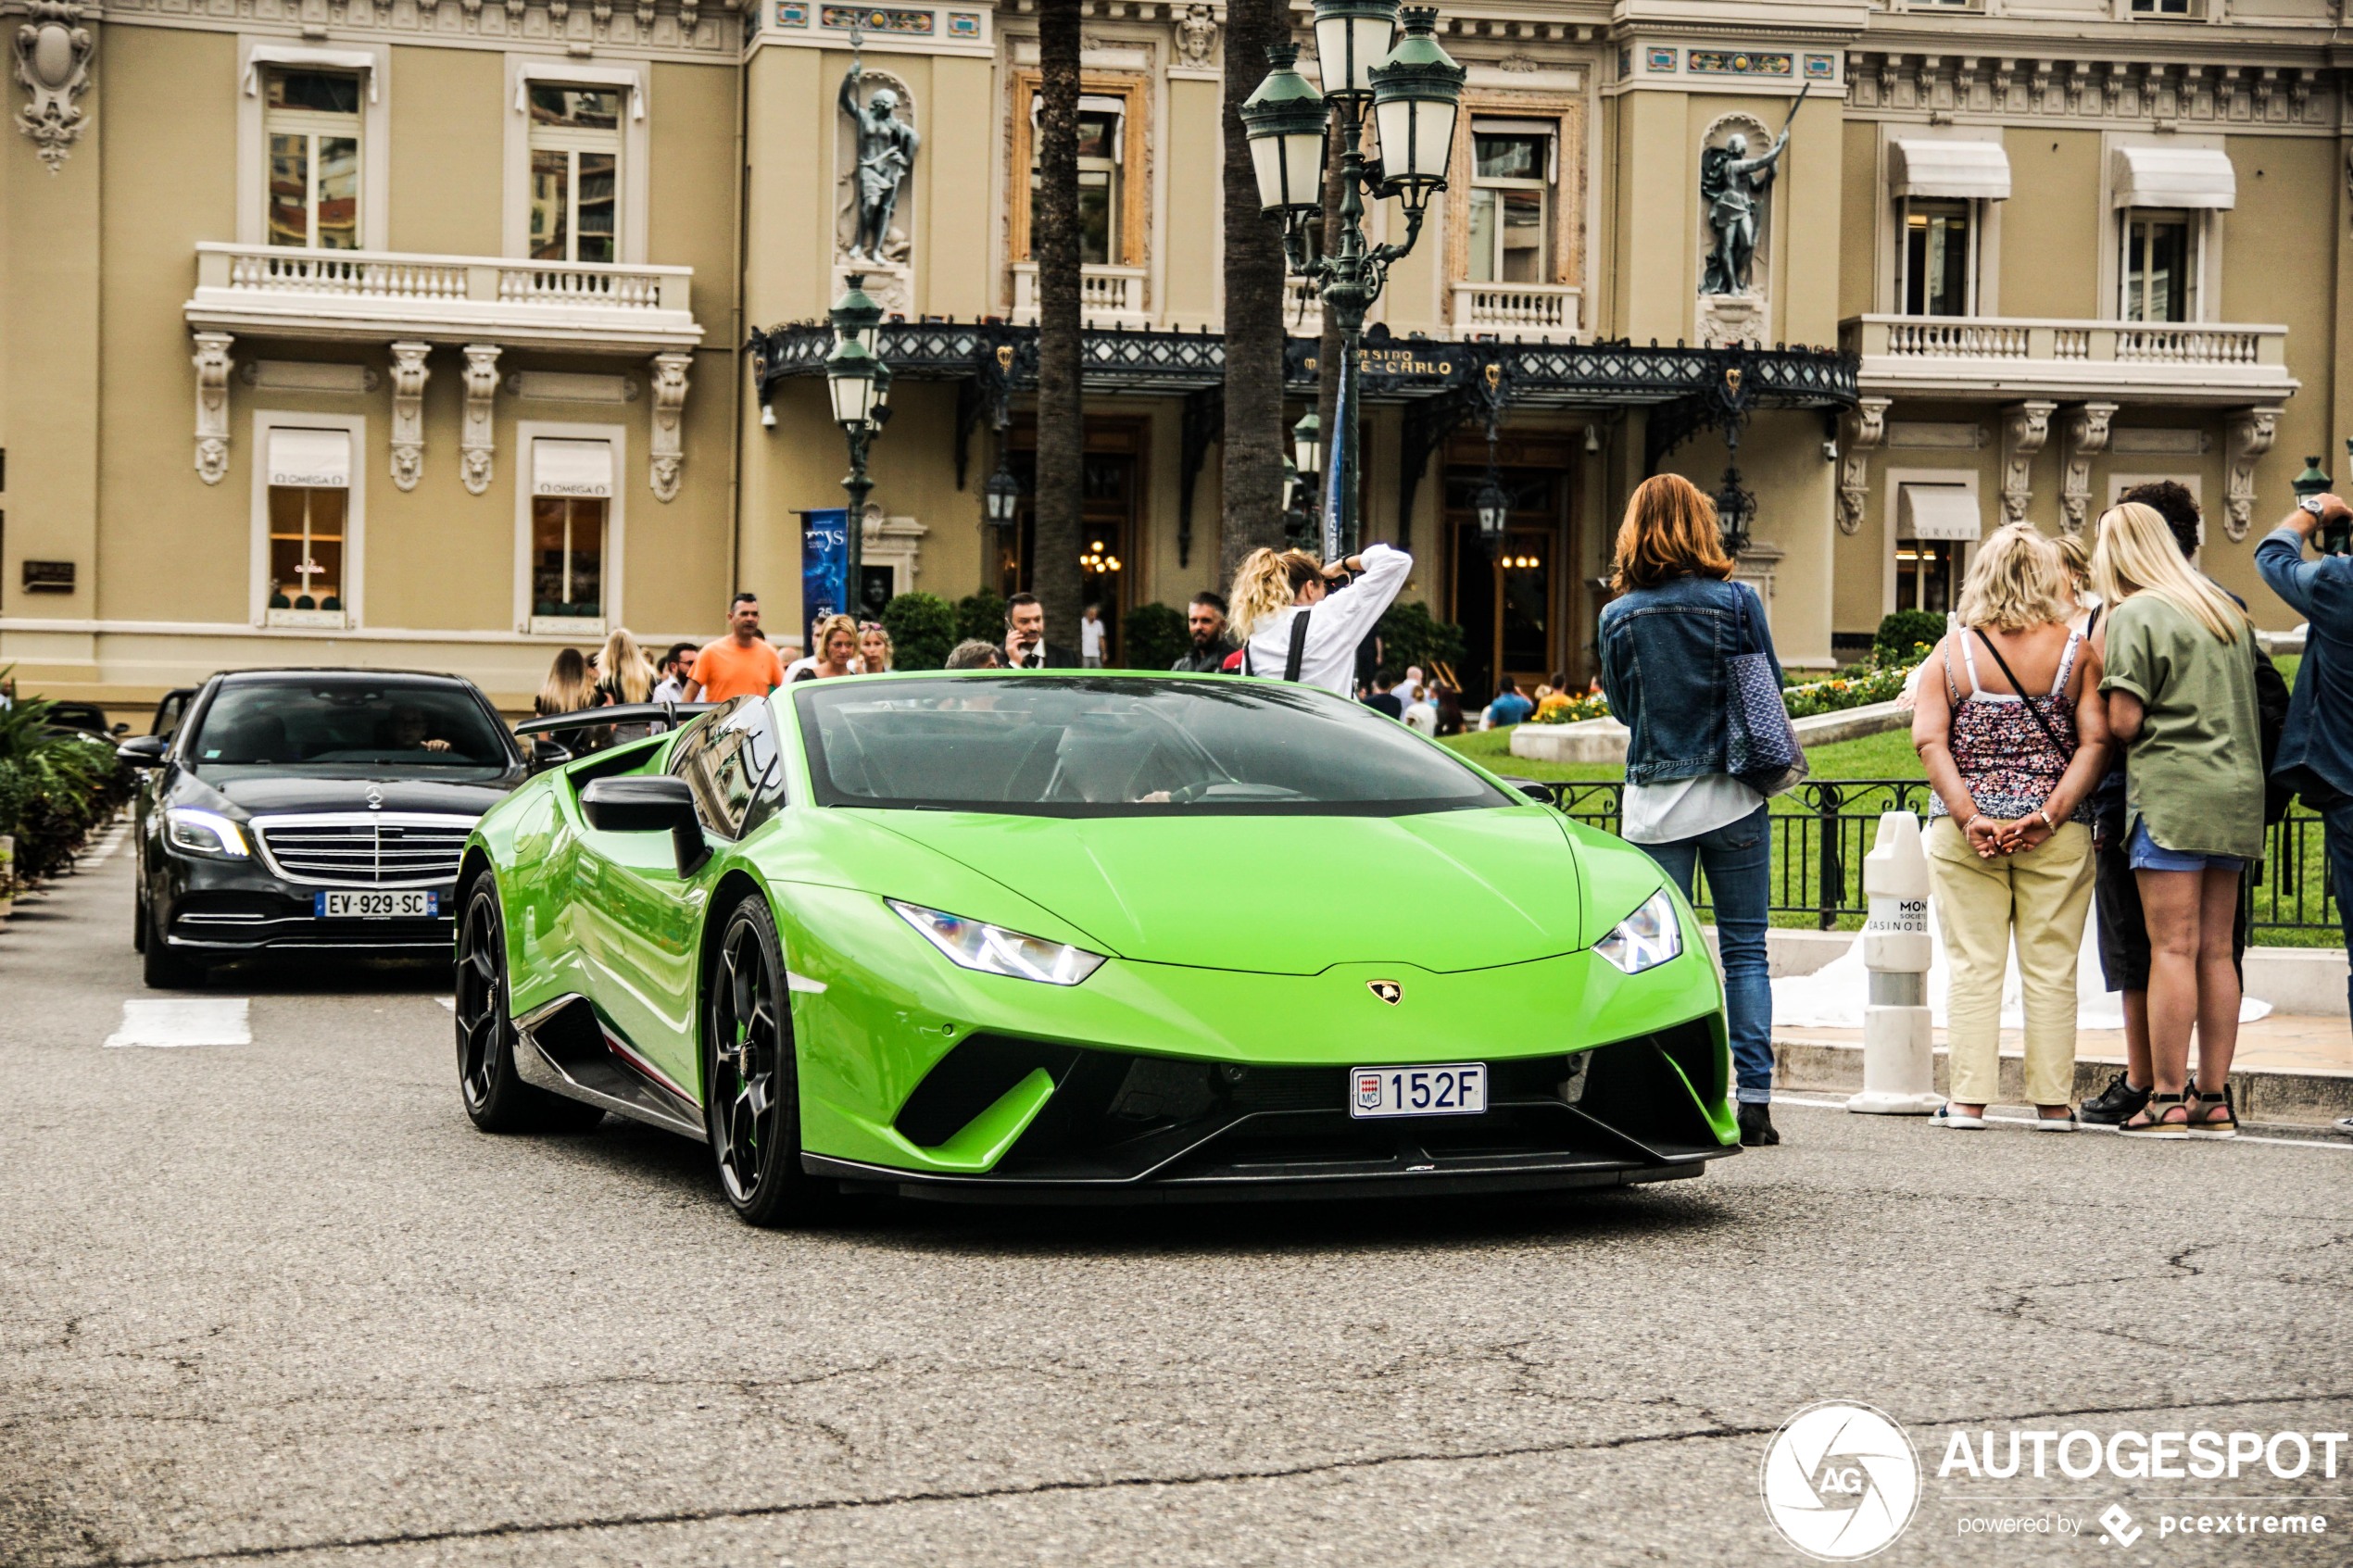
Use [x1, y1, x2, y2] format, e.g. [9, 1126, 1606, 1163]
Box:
[455, 873, 601, 1135]
[705, 895, 829, 1226]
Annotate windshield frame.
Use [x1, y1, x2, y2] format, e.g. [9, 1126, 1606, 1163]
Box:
[180, 674, 524, 775]
[790, 673, 1520, 819]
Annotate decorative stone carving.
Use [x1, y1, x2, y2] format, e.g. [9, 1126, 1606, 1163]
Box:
[460, 345, 501, 496]
[192, 332, 234, 485]
[1699, 106, 1793, 296]
[2058, 401, 2118, 534]
[13, 0, 94, 173]
[1998, 400, 2056, 523]
[2224, 405, 2283, 543]
[1837, 395, 1891, 536]
[839, 61, 918, 264]
[648, 351, 690, 503]
[1174, 3, 1216, 67]
[388, 342, 432, 492]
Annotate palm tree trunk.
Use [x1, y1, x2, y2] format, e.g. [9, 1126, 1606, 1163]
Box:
[1217, 0, 1288, 584]
[1032, 0, 1086, 642]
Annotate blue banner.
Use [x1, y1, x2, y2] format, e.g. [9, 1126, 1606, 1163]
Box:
[801, 508, 849, 652]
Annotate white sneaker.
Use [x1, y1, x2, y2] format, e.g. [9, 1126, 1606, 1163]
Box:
[1931, 1104, 1986, 1130]
[2034, 1110, 2078, 1132]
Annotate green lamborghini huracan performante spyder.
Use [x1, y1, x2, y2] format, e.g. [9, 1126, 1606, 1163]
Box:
[456, 673, 1739, 1224]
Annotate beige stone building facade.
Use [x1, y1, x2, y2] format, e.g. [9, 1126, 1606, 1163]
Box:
[2, 0, 2346, 712]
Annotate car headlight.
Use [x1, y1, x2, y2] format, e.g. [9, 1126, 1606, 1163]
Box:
[888, 899, 1106, 985]
[1595, 887, 1681, 974]
[164, 806, 250, 859]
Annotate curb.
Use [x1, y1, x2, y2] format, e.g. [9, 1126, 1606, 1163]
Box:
[1774, 1035, 2353, 1130]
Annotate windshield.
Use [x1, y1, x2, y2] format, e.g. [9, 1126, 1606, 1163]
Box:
[187, 681, 514, 772]
[796, 676, 1517, 817]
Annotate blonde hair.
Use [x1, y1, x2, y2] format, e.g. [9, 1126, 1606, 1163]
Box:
[1227, 547, 1323, 643]
[1957, 524, 2075, 632]
[2052, 530, 2091, 591]
[536, 647, 597, 716]
[598, 626, 654, 704]
[857, 622, 893, 672]
[812, 613, 861, 667]
[1611, 473, 1734, 593]
[2093, 501, 2249, 644]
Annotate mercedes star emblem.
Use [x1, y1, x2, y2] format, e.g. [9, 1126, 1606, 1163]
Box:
[1367, 980, 1403, 1006]
[365, 784, 384, 811]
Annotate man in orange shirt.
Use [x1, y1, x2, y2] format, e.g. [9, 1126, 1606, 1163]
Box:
[682, 592, 786, 702]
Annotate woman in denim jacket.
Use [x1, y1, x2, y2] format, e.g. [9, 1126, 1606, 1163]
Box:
[1597, 474, 1783, 1147]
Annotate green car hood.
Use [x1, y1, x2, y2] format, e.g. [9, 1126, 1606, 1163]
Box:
[863, 806, 1586, 974]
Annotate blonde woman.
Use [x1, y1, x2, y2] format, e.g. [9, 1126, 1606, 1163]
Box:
[1913, 525, 2110, 1131]
[857, 621, 894, 673]
[791, 614, 862, 683]
[532, 646, 603, 753]
[595, 627, 655, 706]
[1227, 542, 1411, 696]
[2095, 500, 2265, 1139]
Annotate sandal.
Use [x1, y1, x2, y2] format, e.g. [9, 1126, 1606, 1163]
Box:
[2186, 1085, 2238, 1140]
[2119, 1093, 2191, 1140]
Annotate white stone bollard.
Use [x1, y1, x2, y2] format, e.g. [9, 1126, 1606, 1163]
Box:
[1847, 810, 1944, 1114]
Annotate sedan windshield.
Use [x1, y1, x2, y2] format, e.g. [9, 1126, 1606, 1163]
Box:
[796, 676, 1517, 816]
[187, 682, 514, 772]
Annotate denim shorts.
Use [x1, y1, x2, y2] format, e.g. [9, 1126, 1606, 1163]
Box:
[2127, 820, 2246, 874]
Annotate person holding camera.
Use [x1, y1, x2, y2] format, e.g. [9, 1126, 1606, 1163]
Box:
[2257, 489, 2353, 1014]
[1227, 543, 1411, 696]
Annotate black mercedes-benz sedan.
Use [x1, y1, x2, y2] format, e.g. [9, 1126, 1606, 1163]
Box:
[119, 670, 527, 987]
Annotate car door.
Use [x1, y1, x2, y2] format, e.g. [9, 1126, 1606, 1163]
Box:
[572, 699, 784, 1102]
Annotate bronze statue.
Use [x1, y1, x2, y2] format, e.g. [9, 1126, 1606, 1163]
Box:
[840, 62, 918, 263]
[1701, 86, 1806, 296]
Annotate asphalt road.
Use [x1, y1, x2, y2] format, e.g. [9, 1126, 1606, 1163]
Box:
[5, 826, 2350, 1568]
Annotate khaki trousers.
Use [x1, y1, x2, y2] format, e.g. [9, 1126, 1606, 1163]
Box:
[1924, 818, 2095, 1107]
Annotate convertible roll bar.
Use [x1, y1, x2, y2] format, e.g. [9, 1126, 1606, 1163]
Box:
[513, 701, 717, 738]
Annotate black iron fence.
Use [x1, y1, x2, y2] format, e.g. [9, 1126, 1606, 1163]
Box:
[1516, 777, 2341, 939]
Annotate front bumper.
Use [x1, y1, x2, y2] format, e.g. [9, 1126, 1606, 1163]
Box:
[161, 863, 457, 954]
[804, 1021, 1737, 1205]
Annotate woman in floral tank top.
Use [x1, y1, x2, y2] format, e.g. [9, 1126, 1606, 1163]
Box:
[1912, 525, 2113, 1131]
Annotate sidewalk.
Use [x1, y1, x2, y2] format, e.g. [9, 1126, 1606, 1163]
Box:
[1774, 1017, 2353, 1129]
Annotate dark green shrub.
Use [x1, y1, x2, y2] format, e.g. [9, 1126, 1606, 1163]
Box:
[954, 590, 1009, 647]
[880, 592, 958, 671]
[1374, 601, 1466, 680]
[1874, 609, 1947, 666]
[1118, 602, 1189, 671]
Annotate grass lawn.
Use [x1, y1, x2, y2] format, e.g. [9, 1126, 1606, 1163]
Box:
[1442, 721, 1925, 784]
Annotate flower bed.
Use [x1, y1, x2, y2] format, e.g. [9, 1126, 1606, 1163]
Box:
[0, 680, 133, 889]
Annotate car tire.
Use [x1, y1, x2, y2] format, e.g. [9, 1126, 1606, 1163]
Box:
[140, 895, 203, 989]
[704, 893, 833, 1227]
[455, 872, 602, 1135]
[132, 880, 147, 953]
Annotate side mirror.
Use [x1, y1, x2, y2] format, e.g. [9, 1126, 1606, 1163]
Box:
[528, 737, 573, 773]
[580, 775, 710, 877]
[116, 734, 169, 769]
[111, 721, 131, 736]
[1511, 780, 1557, 807]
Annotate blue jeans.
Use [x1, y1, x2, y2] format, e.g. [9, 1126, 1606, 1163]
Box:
[1636, 804, 1773, 1104]
[2329, 804, 2353, 1018]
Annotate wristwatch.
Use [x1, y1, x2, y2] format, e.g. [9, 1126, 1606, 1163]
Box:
[2300, 495, 2328, 517]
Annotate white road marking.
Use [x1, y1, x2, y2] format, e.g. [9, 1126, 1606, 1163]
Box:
[104, 997, 251, 1048]
[1770, 1092, 2353, 1151]
[436, 996, 456, 1011]
[80, 818, 132, 867]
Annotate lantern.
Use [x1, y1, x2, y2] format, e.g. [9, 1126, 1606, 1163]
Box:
[1369, 8, 1465, 215]
[1239, 45, 1331, 215]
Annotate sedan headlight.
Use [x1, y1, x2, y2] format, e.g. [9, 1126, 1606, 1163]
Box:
[888, 900, 1106, 985]
[164, 806, 250, 859]
[1596, 887, 1681, 974]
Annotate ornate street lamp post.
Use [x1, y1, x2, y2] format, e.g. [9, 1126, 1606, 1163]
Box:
[1243, 3, 1463, 558]
[824, 275, 891, 609]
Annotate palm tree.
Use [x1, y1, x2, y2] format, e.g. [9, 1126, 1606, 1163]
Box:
[1029, 0, 1086, 643]
[1218, 0, 1289, 583]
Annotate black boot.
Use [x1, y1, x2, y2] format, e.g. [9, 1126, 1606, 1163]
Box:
[1738, 1102, 1780, 1147]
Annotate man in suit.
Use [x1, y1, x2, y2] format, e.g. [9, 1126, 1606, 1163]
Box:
[1002, 593, 1080, 670]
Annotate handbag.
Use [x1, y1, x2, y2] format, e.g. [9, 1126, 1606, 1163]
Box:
[1724, 585, 1808, 797]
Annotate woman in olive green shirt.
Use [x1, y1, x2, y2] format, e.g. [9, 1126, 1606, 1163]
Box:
[2094, 501, 2264, 1140]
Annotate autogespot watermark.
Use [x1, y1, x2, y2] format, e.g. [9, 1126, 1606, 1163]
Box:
[1761, 1406, 2345, 1556]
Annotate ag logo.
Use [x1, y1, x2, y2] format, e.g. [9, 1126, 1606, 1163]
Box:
[1760, 1401, 1920, 1561]
[1366, 980, 1403, 1006]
